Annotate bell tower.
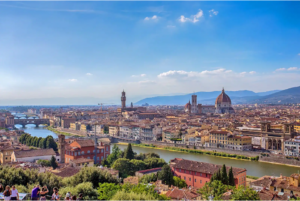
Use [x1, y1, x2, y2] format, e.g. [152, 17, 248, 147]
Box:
[121, 90, 126, 109]
[58, 135, 65, 163]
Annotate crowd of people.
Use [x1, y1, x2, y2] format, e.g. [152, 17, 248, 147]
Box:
[0, 184, 84, 200]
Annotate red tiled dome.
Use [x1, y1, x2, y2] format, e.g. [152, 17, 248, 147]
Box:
[215, 88, 231, 104]
[185, 101, 191, 108]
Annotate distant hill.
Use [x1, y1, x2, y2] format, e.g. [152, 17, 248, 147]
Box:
[135, 90, 280, 105]
[250, 86, 300, 104]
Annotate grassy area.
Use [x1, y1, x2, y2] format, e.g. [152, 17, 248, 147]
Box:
[247, 175, 259, 180]
[46, 126, 81, 137]
[126, 143, 259, 161]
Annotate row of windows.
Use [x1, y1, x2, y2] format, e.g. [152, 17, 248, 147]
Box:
[183, 176, 207, 184]
[66, 149, 103, 156]
[178, 169, 208, 177]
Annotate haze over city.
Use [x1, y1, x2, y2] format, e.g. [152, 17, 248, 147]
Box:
[0, 1, 300, 104]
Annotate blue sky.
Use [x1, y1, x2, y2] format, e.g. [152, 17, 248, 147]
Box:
[0, 1, 300, 104]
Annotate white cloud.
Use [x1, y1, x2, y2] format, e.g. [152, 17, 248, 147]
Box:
[68, 79, 77, 82]
[144, 15, 158, 21]
[249, 71, 256, 74]
[132, 74, 147, 77]
[298, 53, 300, 56]
[86, 73, 92, 76]
[275, 68, 286, 71]
[209, 9, 219, 17]
[179, 9, 203, 23]
[287, 67, 298, 71]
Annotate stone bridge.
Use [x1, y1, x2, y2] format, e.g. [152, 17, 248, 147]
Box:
[14, 119, 50, 127]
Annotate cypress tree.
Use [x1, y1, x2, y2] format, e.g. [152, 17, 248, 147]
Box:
[221, 164, 228, 185]
[50, 156, 58, 170]
[228, 167, 235, 186]
[216, 169, 221, 181]
[123, 143, 134, 160]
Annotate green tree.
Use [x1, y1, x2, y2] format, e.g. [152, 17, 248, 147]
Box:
[198, 180, 233, 200]
[50, 156, 58, 170]
[111, 190, 157, 200]
[158, 164, 174, 186]
[60, 182, 98, 200]
[228, 167, 235, 186]
[39, 138, 45, 148]
[97, 183, 121, 200]
[231, 185, 260, 200]
[37, 159, 51, 167]
[62, 167, 119, 188]
[123, 143, 134, 160]
[173, 176, 187, 188]
[139, 173, 158, 184]
[130, 159, 146, 175]
[221, 164, 228, 185]
[106, 144, 123, 167]
[144, 158, 167, 169]
[112, 158, 131, 177]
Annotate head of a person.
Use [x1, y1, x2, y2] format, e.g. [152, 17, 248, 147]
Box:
[65, 197, 70, 200]
[66, 192, 70, 198]
[79, 193, 83, 198]
[36, 185, 40, 189]
[0, 184, 2, 187]
[5, 186, 10, 191]
[72, 196, 76, 200]
[12, 186, 15, 190]
[53, 187, 58, 193]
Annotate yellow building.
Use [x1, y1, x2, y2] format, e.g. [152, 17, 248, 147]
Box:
[209, 130, 229, 148]
[294, 123, 300, 133]
[269, 174, 300, 195]
[227, 135, 252, 151]
[70, 123, 77, 130]
[0, 147, 14, 164]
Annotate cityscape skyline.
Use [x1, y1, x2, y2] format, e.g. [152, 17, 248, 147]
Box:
[0, 1, 300, 103]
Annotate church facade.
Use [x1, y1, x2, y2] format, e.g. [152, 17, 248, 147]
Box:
[185, 88, 235, 114]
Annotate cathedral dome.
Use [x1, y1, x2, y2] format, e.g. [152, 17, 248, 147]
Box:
[185, 101, 191, 108]
[215, 88, 231, 105]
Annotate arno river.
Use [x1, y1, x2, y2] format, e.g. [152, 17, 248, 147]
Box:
[18, 124, 300, 178]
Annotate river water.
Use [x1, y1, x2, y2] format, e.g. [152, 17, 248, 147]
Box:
[15, 112, 300, 177]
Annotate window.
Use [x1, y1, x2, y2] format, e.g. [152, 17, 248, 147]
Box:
[184, 177, 186, 180]
[195, 172, 197, 175]
[206, 174, 208, 177]
[97, 157, 100, 161]
[97, 150, 100, 153]
[195, 179, 197, 182]
[101, 156, 103, 160]
[189, 171, 191, 174]
[87, 157, 90, 159]
[184, 170, 186, 173]
[200, 180, 202, 183]
[75, 152, 77, 156]
[179, 169, 181, 172]
[200, 173, 202, 176]
[87, 150, 90, 154]
[82, 151, 84, 154]
[101, 149, 103, 153]
[274, 187, 277, 191]
[281, 189, 284, 193]
[78, 152, 80, 156]
[189, 178, 191, 181]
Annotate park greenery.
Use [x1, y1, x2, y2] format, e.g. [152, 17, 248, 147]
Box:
[19, 134, 58, 151]
[198, 180, 259, 200]
[102, 144, 167, 178]
[97, 183, 169, 200]
[210, 164, 235, 186]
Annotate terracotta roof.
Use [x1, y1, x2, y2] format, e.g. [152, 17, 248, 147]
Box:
[171, 158, 246, 176]
[215, 88, 231, 104]
[70, 158, 94, 164]
[14, 149, 56, 158]
[73, 140, 94, 148]
[250, 177, 272, 188]
[123, 176, 139, 185]
[165, 188, 200, 200]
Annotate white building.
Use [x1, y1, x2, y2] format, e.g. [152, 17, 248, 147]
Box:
[12, 148, 59, 163]
[284, 138, 300, 157]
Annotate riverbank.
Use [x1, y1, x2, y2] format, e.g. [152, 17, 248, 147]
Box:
[46, 126, 82, 137]
[116, 142, 300, 168]
[116, 142, 259, 161]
